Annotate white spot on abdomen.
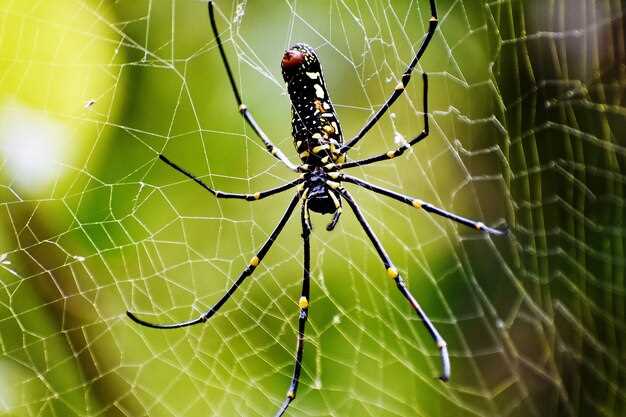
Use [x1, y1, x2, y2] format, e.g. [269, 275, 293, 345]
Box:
[314, 84, 325, 99]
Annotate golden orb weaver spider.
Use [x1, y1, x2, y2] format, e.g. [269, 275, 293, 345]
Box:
[127, 1, 507, 415]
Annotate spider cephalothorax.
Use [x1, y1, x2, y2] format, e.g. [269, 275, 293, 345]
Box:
[128, 2, 508, 417]
[302, 168, 343, 231]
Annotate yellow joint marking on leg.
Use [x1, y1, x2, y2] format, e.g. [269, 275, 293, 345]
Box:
[238, 104, 247, 112]
[271, 147, 279, 155]
[324, 163, 336, 170]
[323, 125, 335, 134]
[297, 183, 306, 192]
[299, 173, 306, 179]
[430, 16, 438, 22]
[295, 140, 302, 149]
[312, 144, 330, 154]
[321, 156, 330, 163]
[437, 340, 447, 349]
[299, 150, 310, 158]
[327, 172, 340, 180]
[412, 199, 423, 209]
[387, 266, 399, 279]
[287, 391, 295, 399]
[300, 164, 310, 171]
[476, 222, 485, 231]
[254, 192, 261, 200]
[394, 82, 405, 91]
[298, 296, 309, 309]
[326, 180, 340, 189]
[312, 133, 323, 139]
[387, 150, 396, 159]
[249, 256, 260, 267]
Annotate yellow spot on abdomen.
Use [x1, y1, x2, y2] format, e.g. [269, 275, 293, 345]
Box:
[298, 297, 309, 309]
[312, 144, 330, 154]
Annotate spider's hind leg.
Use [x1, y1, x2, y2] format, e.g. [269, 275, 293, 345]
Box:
[207, 1, 298, 172]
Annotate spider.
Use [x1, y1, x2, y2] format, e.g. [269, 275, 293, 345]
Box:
[127, 1, 507, 415]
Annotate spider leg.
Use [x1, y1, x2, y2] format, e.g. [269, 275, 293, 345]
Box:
[339, 188, 450, 381]
[341, 174, 508, 235]
[274, 203, 312, 417]
[302, 191, 313, 231]
[208, 2, 298, 172]
[127, 190, 304, 329]
[339, 0, 438, 154]
[339, 73, 430, 170]
[159, 154, 304, 201]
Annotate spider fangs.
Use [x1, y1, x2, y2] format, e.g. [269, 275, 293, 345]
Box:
[127, 2, 507, 416]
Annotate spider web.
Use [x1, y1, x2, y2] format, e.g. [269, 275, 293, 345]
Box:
[0, 0, 624, 416]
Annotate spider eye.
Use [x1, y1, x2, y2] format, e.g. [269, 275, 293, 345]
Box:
[281, 50, 305, 72]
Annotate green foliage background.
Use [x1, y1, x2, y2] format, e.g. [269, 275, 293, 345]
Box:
[0, 1, 623, 416]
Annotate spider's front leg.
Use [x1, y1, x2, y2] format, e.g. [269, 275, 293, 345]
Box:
[274, 202, 312, 417]
[127, 190, 304, 329]
[339, 188, 451, 381]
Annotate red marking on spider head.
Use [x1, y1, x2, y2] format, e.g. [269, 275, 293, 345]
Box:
[281, 50, 305, 71]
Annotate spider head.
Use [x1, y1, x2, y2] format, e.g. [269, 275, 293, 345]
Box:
[304, 170, 341, 216]
[281, 43, 320, 81]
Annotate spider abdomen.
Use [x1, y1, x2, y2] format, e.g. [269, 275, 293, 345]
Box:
[283, 43, 345, 167]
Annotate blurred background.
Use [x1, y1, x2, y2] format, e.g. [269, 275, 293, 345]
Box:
[0, 0, 624, 416]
